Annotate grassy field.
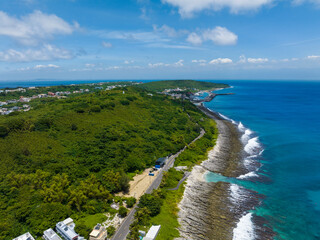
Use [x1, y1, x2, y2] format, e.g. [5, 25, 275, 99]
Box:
[150, 185, 185, 240]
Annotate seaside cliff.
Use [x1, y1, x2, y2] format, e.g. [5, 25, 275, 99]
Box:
[176, 105, 262, 240]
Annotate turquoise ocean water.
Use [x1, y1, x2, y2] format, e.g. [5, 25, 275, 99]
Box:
[205, 80, 320, 240]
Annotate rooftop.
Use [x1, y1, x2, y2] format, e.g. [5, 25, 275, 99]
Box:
[43, 228, 62, 240]
[12, 232, 35, 240]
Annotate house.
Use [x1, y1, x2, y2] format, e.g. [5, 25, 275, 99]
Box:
[110, 202, 119, 210]
[89, 224, 107, 240]
[12, 232, 35, 240]
[43, 228, 62, 240]
[143, 225, 161, 240]
[48, 92, 55, 96]
[7, 99, 17, 104]
[155, 157, 168, 168]
[56, 218, 79, 240]
[19, 97, 31, 102]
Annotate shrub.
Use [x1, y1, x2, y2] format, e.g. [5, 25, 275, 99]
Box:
[107, 226, 115, 236]
[119, 206, 128, 217]
[120, 100, 130, 105]
[0, 125, 9, 137]
[90, 105, 101, 113]
[138, 193, 163, 217]
[126, 197, 136, 208]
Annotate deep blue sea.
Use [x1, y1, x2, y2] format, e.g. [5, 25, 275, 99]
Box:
[205, 80, 320, 240]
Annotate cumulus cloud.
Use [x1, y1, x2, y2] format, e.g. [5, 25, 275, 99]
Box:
[162, 0, 273, 17]
[187, 27, 238, 46]
[0, 10, 77, 45]
[187, 33, 203, 45]
[203, 27, 238, 45]
[209, 58, 233, 64]
[0, 44, 73, 62]
[247, 58, 269, 63]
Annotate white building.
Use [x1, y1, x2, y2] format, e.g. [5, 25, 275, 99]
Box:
[12, 232, 35, 240]
[89, 224, 107, 240]
[56, 218, 79, 240]
[43, 228, 62, 240]
[143, 225, 161, 240]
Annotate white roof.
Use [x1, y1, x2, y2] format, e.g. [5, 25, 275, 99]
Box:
[43, 228, 62, 240]
[12, 232, 35, 240]
[145, 225, 161, 239]
[63, 217, 74, 226]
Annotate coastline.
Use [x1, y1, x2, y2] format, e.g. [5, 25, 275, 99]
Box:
[176, 104, 268, 240]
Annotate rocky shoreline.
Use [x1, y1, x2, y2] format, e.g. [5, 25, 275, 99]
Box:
[176, 105, 268, 240]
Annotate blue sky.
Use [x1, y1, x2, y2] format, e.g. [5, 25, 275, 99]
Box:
[1, 0, 320, 81]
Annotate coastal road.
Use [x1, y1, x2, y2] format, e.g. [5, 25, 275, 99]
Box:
[167, 172, 191, 191]
[111, 128, 205, 240]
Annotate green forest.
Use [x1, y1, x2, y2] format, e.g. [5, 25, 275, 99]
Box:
[0, 85, 211, 239]
[138, 80, 229, 92]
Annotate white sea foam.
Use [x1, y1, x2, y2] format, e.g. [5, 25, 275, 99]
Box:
[229, 184, 243, 206]
[241, 129, 254, 143]
[237, 171, 259, 179]
[244, 137, 261, 155]
[233, 213, 255, 240]
[219, 113, 237, 124]
[238, 122, 246, 132]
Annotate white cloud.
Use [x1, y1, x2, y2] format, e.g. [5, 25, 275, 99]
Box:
[34, 64, 60, 69]
[153, 24, 179, 38]
[148, 62, 167, 68]
[162, 0, 273, 17]
[0, 10, 77, 45]
[148, 60, 184, 68]
[174, 59, 184, 66]
[203, 27, 238, 45]
[247, 58, 269, 63]
[102, 41, 112, 48]
[187, 33, 203, 45]
[0, 44, 73, 62]
[209, 58, 233, 64]
[307, 55, 320, 59]
[192, 59, 207, 63]
[85, 63, 95, 67]
[124, 60, 134, 64]
[238, 55, 246, 63]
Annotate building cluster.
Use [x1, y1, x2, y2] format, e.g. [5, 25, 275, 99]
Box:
[0, 103, 30, 115]
[12, 218, 109, 240]
[161, 88, 195, 100]
[0, 87, 26, 94]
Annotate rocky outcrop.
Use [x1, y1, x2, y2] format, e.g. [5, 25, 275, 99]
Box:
[176, 107, 255, 240]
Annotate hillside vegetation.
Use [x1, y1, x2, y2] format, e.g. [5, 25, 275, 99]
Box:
[0, 86, 207, 239]
[139, 80, 229, 92]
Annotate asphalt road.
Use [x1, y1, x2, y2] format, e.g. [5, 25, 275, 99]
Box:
[111, 128, 205, 240]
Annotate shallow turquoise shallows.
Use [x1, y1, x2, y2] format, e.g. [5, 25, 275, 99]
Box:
[205, 80, 320, 240]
